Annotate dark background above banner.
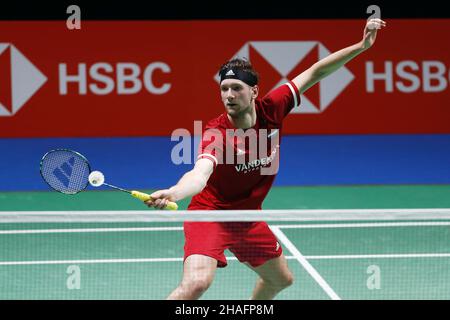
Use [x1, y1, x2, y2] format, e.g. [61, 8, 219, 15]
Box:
[0, 0, 448, 20]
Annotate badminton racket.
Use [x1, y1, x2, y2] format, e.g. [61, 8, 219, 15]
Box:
[39, 149, 178, 210]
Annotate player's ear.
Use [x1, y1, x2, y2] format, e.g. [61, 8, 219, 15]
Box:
[252, 85, 259, 99]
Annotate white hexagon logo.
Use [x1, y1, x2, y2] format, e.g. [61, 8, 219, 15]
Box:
[214, 41, 354, 114]
[0, 43, 47, 116]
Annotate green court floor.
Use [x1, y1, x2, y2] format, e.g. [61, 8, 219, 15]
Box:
[1, 185, 450, 211]
[0, 185, 449, 299]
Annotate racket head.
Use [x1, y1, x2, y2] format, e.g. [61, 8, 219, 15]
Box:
[40, 149, 91, 194]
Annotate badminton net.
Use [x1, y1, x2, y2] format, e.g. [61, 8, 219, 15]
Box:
[1, 209, 450, 300]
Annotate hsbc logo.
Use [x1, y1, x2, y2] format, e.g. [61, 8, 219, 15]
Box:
[0, 43, 172, 117]
[0, 43, 47, 116]
[215, 41, 355, 114]
[58, 62, 171, 95]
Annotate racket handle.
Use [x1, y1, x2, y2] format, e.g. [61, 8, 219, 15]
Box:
[131, 190, 179, 210]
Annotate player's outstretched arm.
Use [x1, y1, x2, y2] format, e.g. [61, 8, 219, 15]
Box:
[145, 158, 214, 209]
[292, 18, 386, 94]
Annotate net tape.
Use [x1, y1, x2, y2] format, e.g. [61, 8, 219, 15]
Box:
[1, 209, 450, 223]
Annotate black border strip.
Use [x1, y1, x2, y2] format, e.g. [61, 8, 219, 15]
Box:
[0, 0, 448, 20]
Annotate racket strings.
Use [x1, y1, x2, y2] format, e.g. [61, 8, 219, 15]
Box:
[40, 150, 90, 194]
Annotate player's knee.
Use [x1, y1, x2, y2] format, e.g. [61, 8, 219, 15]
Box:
[183, 277, 213, 296]
[261, 272, 294, 291]
[282, 273, 294, 288]
[271, 273, 294, 289]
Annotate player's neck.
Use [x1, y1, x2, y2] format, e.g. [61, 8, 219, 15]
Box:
[227, 105, 257, 129]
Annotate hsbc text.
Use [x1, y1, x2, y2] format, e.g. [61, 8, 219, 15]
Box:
[58, 62, 171, 95]
[366, 60, 449, 93]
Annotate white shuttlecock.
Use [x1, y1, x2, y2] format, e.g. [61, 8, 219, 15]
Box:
[88, 170, 105, 187]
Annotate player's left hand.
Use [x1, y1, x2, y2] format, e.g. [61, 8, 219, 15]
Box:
[362, 18, 387, 50]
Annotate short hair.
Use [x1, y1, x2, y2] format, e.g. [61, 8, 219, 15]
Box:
[219, 58, 259, 85]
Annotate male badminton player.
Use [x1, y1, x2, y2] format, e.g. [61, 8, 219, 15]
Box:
[146, 18, 386, 299]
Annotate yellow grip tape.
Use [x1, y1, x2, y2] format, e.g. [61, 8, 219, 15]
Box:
[131, 190, 178, 210]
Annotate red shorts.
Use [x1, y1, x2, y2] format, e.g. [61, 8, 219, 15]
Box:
[183, 221, 282, 268]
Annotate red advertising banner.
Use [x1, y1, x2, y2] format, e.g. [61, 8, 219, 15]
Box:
[0, 20, 449, 137]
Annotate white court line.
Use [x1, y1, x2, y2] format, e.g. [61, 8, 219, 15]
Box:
[0, 256, 255, 266]
[2, 253, 449, 266]
[0, 226, 183, 234]
[305, 253, 450, 259]
[272, 221, 450, 229]
[270, 226, 341, 300]
[2, 221, 449, 235]
[0, 258, 182, 265]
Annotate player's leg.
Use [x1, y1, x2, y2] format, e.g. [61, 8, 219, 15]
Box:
[167, 254, 218, 300]
[229, 222, 293, 300]
[247, 254, 294, 300]
[169, 221, 229, 299]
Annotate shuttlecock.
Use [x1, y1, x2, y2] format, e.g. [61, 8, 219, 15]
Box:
[88, 170, 105, 187]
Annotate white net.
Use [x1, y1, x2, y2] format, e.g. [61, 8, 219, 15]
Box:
[1, 209, 450, 300]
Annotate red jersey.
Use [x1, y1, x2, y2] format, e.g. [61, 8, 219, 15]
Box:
[188, 81, 301, 210]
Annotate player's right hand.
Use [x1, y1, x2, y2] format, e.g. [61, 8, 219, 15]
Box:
[144, 189, 176, 209]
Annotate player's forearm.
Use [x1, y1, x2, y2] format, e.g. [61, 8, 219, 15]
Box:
[310, 41, 365, 80]
[168, 170, 207, 201]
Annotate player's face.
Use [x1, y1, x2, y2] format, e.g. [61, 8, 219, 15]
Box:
[220, 79, 257, 118]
